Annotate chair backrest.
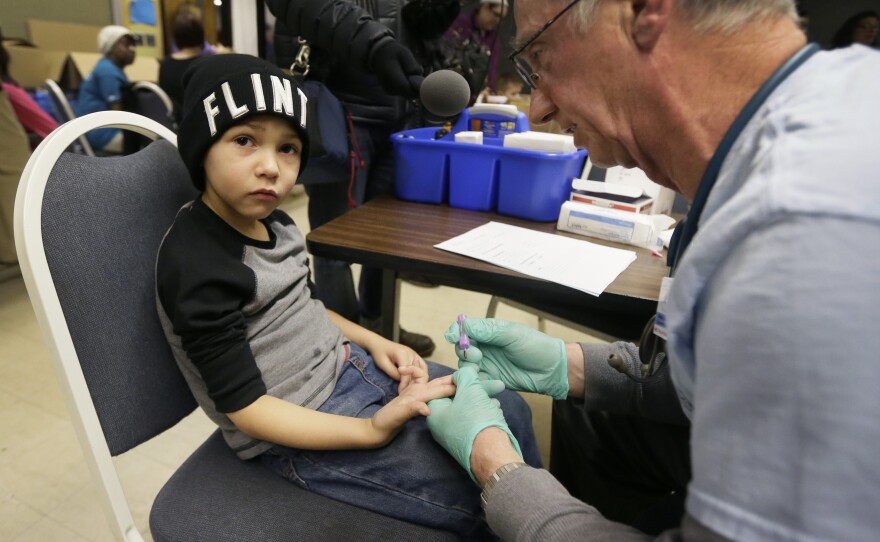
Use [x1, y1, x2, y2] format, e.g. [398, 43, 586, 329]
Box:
[44, 78, 96, 157]
[132, 81, 175, 123]
[15, 111, 199, 541]
[128, 81, 176, 131]
[122, 81, 177, 154]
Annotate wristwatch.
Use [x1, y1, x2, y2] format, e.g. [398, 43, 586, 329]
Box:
[480, 462, 527, 508]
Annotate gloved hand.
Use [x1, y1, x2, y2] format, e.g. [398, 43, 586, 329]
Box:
[427, 367, 522, 482]
[445, 318, 570, 400]
[368, 40, 424, 98]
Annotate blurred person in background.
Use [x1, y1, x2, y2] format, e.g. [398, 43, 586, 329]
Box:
[0, 30, 58, 144]
[77, 25, 135, 153]
[443, 0, 509, 99]
[159, 13, 206, 123]
[831, 10, 879, 49]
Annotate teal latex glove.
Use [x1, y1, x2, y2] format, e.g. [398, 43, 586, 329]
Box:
[445, 318, 569, 400]
[426, 367, 522, 483]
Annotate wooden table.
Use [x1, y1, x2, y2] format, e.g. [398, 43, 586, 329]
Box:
[306, 196, 671, 341]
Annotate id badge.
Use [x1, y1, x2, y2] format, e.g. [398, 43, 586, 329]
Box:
[654, 277, 673, 340]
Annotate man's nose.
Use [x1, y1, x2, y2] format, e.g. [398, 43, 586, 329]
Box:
[528, 87, 557, 126]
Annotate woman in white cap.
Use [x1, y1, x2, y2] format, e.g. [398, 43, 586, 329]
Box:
[76, 25, 136, 153]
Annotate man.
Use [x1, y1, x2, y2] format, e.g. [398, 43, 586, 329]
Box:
[426, 0, 880, 540]
[268, 0, 461, 357]
[77, 25, 136, 153]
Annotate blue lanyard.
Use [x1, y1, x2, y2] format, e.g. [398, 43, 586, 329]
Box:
[667, 43, 820, 272]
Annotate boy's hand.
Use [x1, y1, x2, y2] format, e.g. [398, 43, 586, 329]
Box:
[368, 338, 428, 393]
[369, 365, 456, 446]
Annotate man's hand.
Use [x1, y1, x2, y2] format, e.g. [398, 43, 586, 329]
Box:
[445, 318, 569, 400]
[426, 367, 522, 482]
[370, 366, 455, 447]
[368, 40, 424, 98]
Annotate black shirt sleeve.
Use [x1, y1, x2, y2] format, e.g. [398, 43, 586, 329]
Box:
[156, 203, 267, 412]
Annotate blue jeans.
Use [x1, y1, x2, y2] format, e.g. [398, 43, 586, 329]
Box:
[261, 344, 542, 539]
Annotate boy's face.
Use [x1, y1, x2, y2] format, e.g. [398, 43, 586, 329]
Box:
[501, 83, 522, 100]
[202, 115, 303, 232]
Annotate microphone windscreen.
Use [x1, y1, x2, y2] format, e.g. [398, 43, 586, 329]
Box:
[420, 70, 471, 118]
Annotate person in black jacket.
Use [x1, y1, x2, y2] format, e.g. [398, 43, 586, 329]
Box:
[267, 0, 460, 358]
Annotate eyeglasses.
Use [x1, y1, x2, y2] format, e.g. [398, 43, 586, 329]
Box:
[508, 0, 583, 89]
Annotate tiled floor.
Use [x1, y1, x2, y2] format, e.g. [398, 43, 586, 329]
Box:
[0, 190, 606, 541]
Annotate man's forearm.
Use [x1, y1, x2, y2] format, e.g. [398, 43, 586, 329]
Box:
[471, 427, 523, 486]
[565, 343, 585, 399]
[471, 425, 655, 541]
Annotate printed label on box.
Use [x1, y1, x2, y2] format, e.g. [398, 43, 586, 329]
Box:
[571, 193, 654, 214]
[566, 209, 635, 242]
[471, 119, 518, 138]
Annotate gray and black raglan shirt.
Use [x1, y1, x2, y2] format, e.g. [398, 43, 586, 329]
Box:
[156, 199, 346, 459]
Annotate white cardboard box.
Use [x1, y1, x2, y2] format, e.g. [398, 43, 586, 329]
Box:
[571, 193, 654, 213]
[503, 131, 577, 154]
[557, 200, 664, 249]
[570, 179, 654, 213]
[604, 166, 675, 215]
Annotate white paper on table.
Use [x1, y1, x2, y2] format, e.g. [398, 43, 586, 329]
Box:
[434, 221, 637, 296]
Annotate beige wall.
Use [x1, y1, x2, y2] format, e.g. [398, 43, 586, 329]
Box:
[1, 0, 112, 42]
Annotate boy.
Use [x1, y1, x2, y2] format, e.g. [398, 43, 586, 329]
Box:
[492, 73, 523, 102]
[155, 54, 541, 537]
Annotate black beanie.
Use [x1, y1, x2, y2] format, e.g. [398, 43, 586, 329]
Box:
[177, 54, 310, 190]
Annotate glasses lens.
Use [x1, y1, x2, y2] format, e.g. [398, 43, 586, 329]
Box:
[513, 55, 537, 89]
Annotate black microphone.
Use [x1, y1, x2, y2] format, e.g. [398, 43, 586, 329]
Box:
[420, 70, 471, 118]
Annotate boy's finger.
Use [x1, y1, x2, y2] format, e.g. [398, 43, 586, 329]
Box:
[415, 356, 428, 372]
[398, 373, 412, 393]
[420, 381, 456, 402]
[399, 364, 429, 383]
[414, 401, 430, 417]
[428, 373, 454, 387]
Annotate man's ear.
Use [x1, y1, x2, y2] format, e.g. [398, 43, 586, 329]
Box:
[631, 0, 671, 51]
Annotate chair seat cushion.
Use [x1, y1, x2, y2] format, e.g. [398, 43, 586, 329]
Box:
[150, 431, 461, 541]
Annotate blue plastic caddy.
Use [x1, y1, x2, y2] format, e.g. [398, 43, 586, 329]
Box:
[392, 105, 587, 222]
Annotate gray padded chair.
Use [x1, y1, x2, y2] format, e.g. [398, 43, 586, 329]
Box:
[121, 81, 177, 154]
[15, 111, 460, 542]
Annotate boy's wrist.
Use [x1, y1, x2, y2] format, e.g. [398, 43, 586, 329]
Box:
[360, 329, 385, 349]
[366, 415, 398, 448]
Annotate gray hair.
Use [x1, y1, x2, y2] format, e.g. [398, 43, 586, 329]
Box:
[566, 0, 798, 35]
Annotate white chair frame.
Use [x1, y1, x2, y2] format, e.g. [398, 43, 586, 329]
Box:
[44, 78, 97, 157]
[14, 111, 176, 542]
